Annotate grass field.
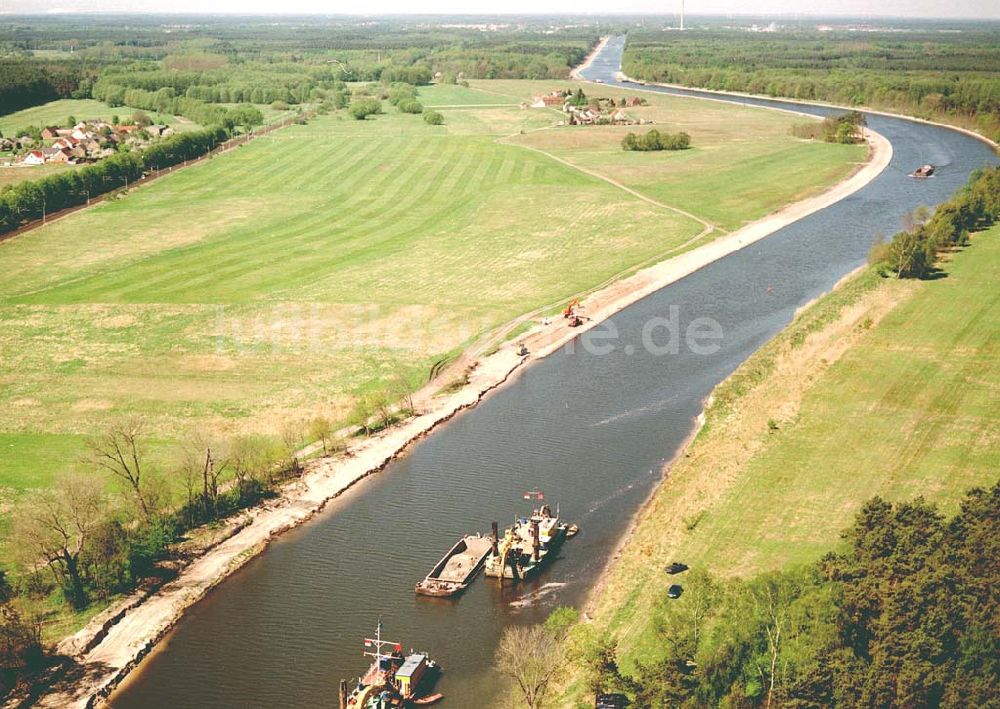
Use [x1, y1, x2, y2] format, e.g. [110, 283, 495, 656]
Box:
[0, 161, 81, 188]
[496, 80, 867, 230]
[564, 224, 1000, 698]
[0, 98, 194, 136]
[0, 81, 863, 507]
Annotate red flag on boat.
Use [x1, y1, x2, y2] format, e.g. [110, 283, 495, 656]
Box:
[523, 491, 544, 500]
[395, 643, 402, 652]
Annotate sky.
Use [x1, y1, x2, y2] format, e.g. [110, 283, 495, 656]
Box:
[1, 0, 998, 19]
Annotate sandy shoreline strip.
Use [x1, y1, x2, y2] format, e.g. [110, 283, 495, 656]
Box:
[569, 35, 609, 80]
[25, 95, 891, 709]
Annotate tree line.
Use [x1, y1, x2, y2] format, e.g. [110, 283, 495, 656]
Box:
[622, 30, 1000, 142]
[870, 166, 1000, 278]
[500, 482, 1000, 708]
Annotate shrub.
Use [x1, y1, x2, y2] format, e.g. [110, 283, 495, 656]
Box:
[270, 100, 290, 111]
[348, 98, 383, 120]
[397, 99, 424, 114]
[387, 82, 418, 106]
[423, 110, 444, 125]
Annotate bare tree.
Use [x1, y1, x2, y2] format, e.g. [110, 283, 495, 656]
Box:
[177, 432, 230, 521]
[391, 374, 417, 417]
[11, 472, 104, 608]
[280, 421, 304, 476]
[230, 434, 277, 500]
[495, 625, 566, 709]
[87, 418, 151, 521]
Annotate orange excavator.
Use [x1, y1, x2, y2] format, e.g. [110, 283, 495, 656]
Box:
[563, 298, 587, 328]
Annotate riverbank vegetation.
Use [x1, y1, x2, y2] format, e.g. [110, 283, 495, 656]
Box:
[870, 166, 1000, 277]
[559, 484, 999, 707]
[555, 199, 1000, 705]
[622, 28, 1000, 142]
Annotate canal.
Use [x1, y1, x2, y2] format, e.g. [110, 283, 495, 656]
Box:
[110, 35, 997, 708]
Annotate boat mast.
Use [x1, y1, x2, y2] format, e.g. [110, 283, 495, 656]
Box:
[363, 618, 401, 664]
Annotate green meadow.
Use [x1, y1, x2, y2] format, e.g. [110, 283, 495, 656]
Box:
[0, 81, 864, 500]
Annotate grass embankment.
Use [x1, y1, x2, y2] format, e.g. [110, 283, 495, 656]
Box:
[0, 81, 861, 511]
[562, 224, 1000, 702]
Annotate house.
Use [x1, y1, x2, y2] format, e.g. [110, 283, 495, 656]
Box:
[51, 136, 79, 151]
[531, 91, 567, 109]
[115, 124, 138, 135]
[0, 138, 14, 151]
[41, 147, 72, 163]
[71, 127, 90, 141]
[147, 124, 167, 137]
[15, 136, 35, 149]
[23, 150, 46, 165]
[40, 126, 61, 140]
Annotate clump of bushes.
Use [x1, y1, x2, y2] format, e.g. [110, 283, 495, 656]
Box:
[397, 99, 424, 114]
[347, 98, 383, 120]
[792, 110, 866, 143]
[423, 110, 444, 125]
[622, 128, 691, 152]
[386, 82, 418, 106]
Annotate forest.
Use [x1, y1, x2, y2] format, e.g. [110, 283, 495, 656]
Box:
[508, 483, 999, 709]
[0, 17, 598, 117]
[622, 29, 1000, 141]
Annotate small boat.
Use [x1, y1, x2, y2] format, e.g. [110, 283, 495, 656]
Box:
[413, 694, 444, 705]
[911, 164, 935, 178]
[338, 621, 442, 708]
[415, 534, 493, 597]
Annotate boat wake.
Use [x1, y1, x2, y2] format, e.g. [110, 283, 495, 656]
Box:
[508, 582, 568, 609]
[579, 468, 660, 520]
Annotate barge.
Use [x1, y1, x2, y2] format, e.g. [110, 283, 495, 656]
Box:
[484, 504, 576, 582]
[911, 164, 935, 178]
[415, 534, 493, 597]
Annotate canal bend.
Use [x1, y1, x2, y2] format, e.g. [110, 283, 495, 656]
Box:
[110, 35, 998, 708]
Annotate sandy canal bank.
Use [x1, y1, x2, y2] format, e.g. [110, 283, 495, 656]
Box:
[24, 111, 891, 709]
[570, 35, 609, 81]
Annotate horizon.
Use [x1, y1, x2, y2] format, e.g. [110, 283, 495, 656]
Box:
[2, 4, 999, 21]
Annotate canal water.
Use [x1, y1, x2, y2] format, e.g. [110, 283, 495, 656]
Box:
[110, 36, 997, 708]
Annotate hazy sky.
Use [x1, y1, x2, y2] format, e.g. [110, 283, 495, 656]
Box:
[2, 0, 998, 19]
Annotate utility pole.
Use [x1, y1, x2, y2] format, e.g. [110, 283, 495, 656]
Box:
[681, 0, 685, 31]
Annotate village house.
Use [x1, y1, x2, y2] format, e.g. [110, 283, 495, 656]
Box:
[51, 136, 79, 151]
[40, 126, 61, 140]
[531, 91, 568, 109]
[23, 150, 46, 165]
[41, 147, 72, 163]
